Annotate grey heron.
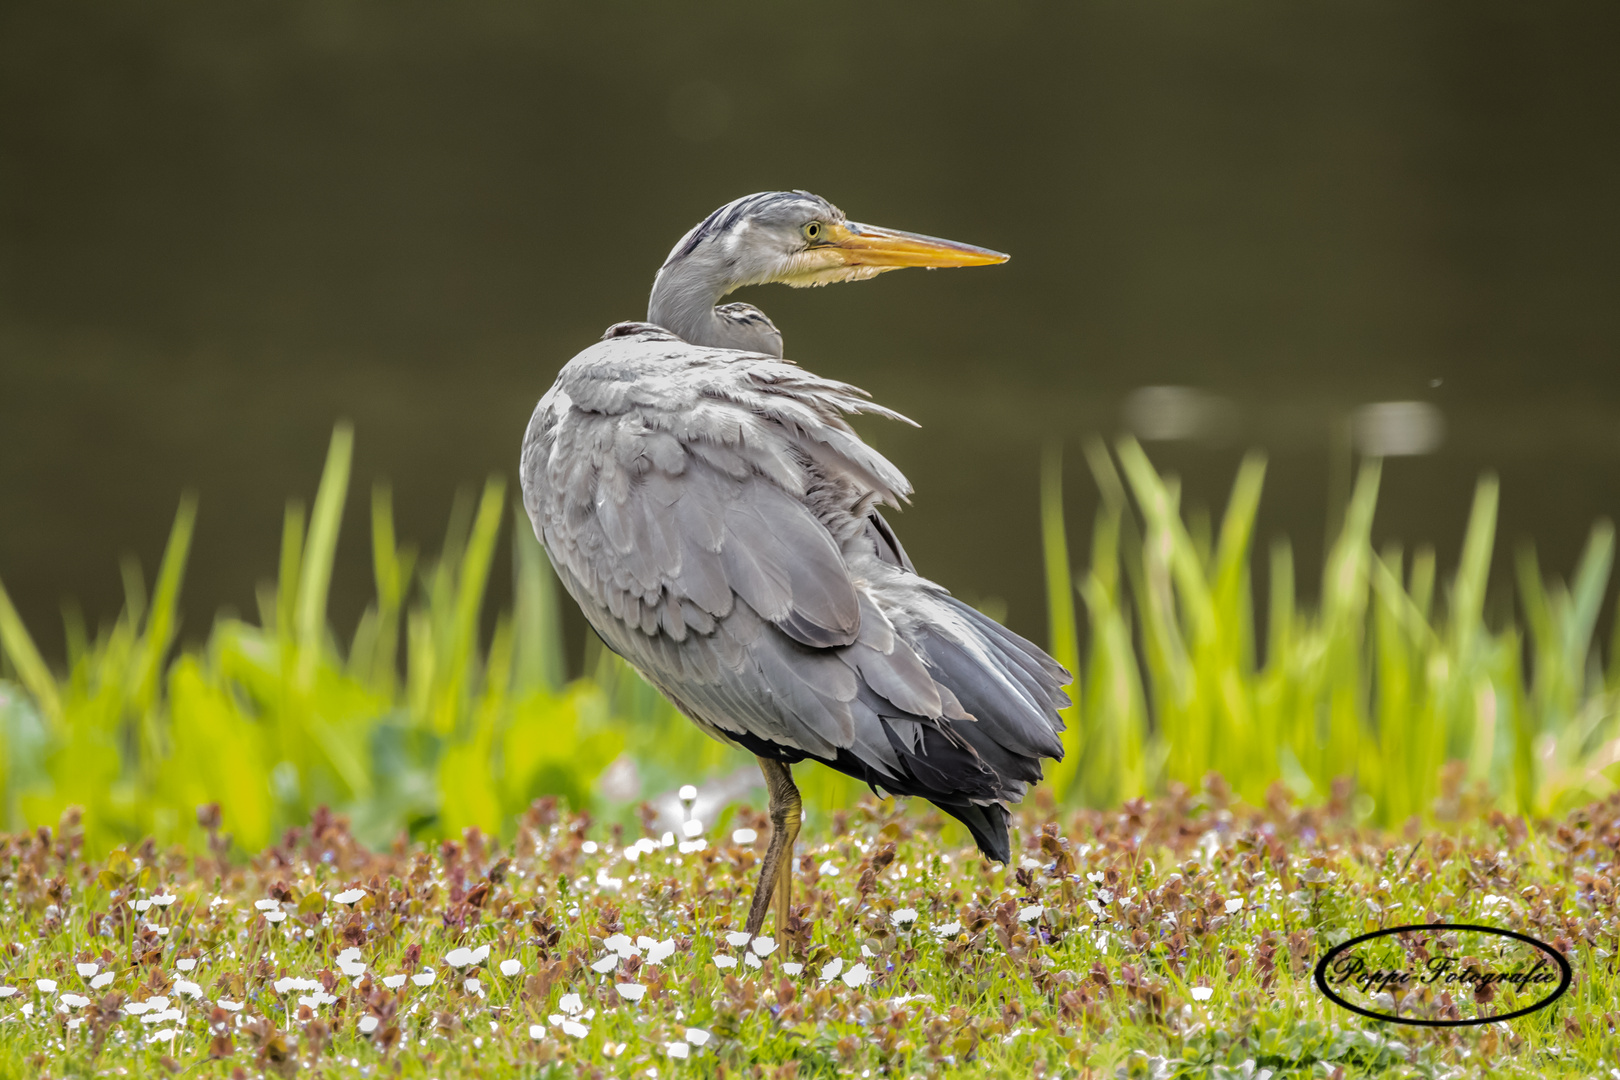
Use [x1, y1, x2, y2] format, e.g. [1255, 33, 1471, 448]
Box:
[520, 191, 1069, 937]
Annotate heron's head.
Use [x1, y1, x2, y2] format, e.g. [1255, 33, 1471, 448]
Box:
[658, 190, 1008, 294]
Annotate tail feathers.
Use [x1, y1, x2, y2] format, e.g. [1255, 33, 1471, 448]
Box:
[936, 801, 1011, 864]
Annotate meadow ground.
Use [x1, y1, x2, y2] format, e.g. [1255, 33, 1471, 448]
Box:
[1, 782, 1616, 1080]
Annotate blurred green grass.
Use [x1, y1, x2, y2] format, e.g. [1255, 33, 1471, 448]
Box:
[0, 425, 755, 856]
[1043, 438, 1620, 824]
[1, 425, 1617, 856]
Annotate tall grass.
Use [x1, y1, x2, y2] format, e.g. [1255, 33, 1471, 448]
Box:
[1043, 437, 1620, 824]
[2, 426, 1617, 856]
[0, 425, 737, 856]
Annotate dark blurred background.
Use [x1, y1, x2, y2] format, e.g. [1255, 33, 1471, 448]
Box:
[3, 1, 1618, 665]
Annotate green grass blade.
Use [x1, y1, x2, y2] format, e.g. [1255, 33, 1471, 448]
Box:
[130, 492, 198, 712]
[295, 423, 354, 688]
[0, 577, 62, 723]
[513, 505, 566, 695]
[1039, 442, 1083, 791]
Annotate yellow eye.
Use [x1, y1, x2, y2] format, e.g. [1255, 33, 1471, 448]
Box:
[802, 221, 822, 242]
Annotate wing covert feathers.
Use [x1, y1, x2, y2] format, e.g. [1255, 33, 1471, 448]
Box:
[521, 323, 1070, 863]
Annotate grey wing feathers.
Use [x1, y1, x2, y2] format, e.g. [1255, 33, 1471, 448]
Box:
[521, 323, 1070, 851]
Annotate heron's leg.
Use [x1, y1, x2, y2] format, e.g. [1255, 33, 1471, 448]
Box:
[744, 757, 801, 938]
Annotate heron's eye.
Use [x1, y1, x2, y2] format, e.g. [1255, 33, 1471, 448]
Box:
[802, 221, 822, 243]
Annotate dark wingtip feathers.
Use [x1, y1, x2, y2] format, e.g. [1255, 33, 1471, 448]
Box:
[938, 801, 1011, 864]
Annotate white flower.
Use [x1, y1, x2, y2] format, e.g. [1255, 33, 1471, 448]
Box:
[209, 896, 228, 908]
[661, 831, 675, 847]
[298, 993, 337, 1008]
[678, 839, 707, 854]
[20, 1003, 33, 1018]
[645, 939, 676, 965]
[151, 894, 177, 906]
[411, 972, 436, 987]
[751, 936, 777, 957]
[604, 1042, 627, 1057]
[147, 1028, 175, 1042]
[333, 888, 366, 905]
[1225, 898, 1244, 914]
[338, 960, 366, 978]
[681, 819, 703, 837]
[463, 978, 483, 996]
[75, 963, 98, 978]
[614, 983, 646, 1002]
[725, 931, 752, 948]
[1087, 871, 1104, 883]
[591, 955, 619, 973]
[934, 921, 962, 936]
[123, 1001, 152, 1016]
[175, 959, 197, 972]
[445, 947, 477, 968]
[744, 953, 762, 969]
[254, 899, 281, 911]
[1481, 894, 1508, 909]
[59, 994, 90, 1008]
[819, 958, 844, 983]
[667, 1041, 690, 1058]
[892, 909, 918, 925]
[842, 962, 870, 988]
[559, 993, 584, 1015]
[173, 980, 203, 999]
[36, 979, 57, 993]
[358, 1015, 380, 1034]
[1018, 904, 1044, 923]
[818, 860, 840, 876]
[581, 840, 599, 854]
[1191, 986, 1214, 1002]
[499, 959, 522, 977]
[90, 973, 114, 989]
[679, 784, 698, 800]
[732, 828, 758, 844]
[781, 963, 803, 975]
[264, 910, 287, 923]
[382, 975, 406, 989]
[0, 987, 14, 998]
[143, 996, 172, 1011]
[686, 1026, 712, 1046]
[560, 1019, 589, 1038]
[713, 955, 737, 970]
[528, 1023, 545, 1040]
[217, 1000, 243, 1011]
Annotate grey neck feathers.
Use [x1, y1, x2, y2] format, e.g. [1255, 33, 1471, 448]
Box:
[648, 250, 785, 357]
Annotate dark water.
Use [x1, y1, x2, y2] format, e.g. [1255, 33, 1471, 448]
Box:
[3, 1, 1619, 664]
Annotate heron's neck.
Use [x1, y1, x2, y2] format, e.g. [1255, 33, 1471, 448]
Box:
[648, 254, 781, 355]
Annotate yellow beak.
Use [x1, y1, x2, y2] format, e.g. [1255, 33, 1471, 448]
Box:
[823, 221, 1009, 269]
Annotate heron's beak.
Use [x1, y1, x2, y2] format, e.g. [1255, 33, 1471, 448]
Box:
[823, 221, 1008, 269]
